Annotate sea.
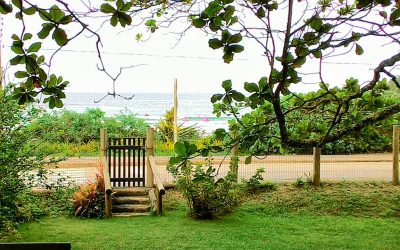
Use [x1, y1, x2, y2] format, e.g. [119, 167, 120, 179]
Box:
[41, 92, 231, 134]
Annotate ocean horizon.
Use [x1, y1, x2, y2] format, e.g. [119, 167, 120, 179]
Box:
[39, 92, 231, 133]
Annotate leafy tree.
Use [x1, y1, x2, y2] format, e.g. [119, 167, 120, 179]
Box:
[1, 0, 400, 153]
[192, 0, 400, 155]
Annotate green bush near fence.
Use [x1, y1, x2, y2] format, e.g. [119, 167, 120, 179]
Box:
[27, 108, 149, 144]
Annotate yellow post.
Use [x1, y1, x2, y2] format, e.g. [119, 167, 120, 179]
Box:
[173, 78, 178, 143]
[146, 127, 155, 188]
[313, 147, 321, 187]
[100, 128, 108, 158]
[393, 125, 399, 185]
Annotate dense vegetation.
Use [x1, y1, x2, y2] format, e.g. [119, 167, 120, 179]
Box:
[24, 108, 148, 156]
[0, 88, 64, 237]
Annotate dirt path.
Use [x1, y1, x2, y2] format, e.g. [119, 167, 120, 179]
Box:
[42, 153, 396, 185]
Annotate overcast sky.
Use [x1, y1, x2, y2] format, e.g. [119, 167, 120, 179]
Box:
[1, 3, 398, 95]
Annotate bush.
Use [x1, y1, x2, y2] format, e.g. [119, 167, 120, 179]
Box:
[168, 141, 241, 219]
[71, 166, 105, 218]
[27, 108, 149, 144]
[0, 87, 60, 238]
[243, 168, 277, 194]
[157, 108, 204, 142]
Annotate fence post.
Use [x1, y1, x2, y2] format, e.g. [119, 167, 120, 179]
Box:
[393, 125, 399, 185]
[230, 130, 239, 181]
[146, 127, 155, 188]
[313, 146, 321, 187]
[173, 78, 178, 143]
[100, 128, 108, 158]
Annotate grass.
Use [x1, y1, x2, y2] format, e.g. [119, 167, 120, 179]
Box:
[3, 182, 400, 249]
[240, 182, 400, 218]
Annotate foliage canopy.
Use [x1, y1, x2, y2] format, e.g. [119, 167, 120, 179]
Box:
[1, 0, 400, 151]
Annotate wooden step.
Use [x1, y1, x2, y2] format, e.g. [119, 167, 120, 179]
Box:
[112, 204, 151, 213]
[112, 196, 149, 205]
[112, 212, 150, 217]
[112, 187, 149, 197]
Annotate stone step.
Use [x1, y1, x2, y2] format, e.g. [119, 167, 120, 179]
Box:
[112, 212, 150, 217]
[112, 187, 149, 197]
[112, 204, 151, 213]
[112, 196, 150, 205]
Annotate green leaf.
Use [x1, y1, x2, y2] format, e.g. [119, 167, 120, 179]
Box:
[244, 82, 259, 93]
[59, 15, 73, 25]
[0, 0, 13, 14]
[38, 23, 55, 39]
[223, 5, 235, 21]
[49, 5, 65, 21]
[230, 90, 245, 102]
[223, 52, 234, 63]
[309, 17, 323, 31]
[121, 1, 133, 11]
[52, 27, 68, 46]
[222, 80, 232, 91]
[15, 71, 30, 79]
[226, 33, 242, 44]
[37, 55, 45, 65]
[211, 93, 224, 103]
[292, 57, 306, 68]
[245, 156, 252, 164]
[11, 41, 24, 54]
[11, 0, 21, 9]
[101, 3, 116, 14]
[110, 13, 118, 26]
[116, 0, 124, 10]
[208, 38, 224, 49]
[23, 6, 36, 15]
[390, 9, 400, 22]
[168, 156, 182, 165]
[23, 33, 33, 41]
[49, 97, 56, 109]
[355, 43, 364, 55]
[229, 16, 238, 25]
[188, 144, 197, 155]
[256, 7, 265, 18]
[201, 149, 209, 157]
[229, 44, 244, 53]
[174, 141, 186, 156]
[11, 34, 19, 40]
[221, 29, 231, 43]
[10, 55, 23, 65]
[27, 42, 41, 53]
[54, 98, 63, 108]
[192, 18, 206, 28]
[118, 12, 132, 27]
[312, 50, 322, 58]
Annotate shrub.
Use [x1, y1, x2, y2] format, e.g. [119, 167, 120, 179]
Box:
[71, 166, 105, 218]
[0, 87, 60, 238]
[244, 168, 277, 194]
[157, 109, 203, 142]
[168, 141, 241, 219]
[27, 108, 149, 145]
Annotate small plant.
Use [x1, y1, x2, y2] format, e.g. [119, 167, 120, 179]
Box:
[71, 165, 105, 218]
[294, 177, 306, 188]
[168, 141, 241, 219]
[244, 168, 276, 193]
[157, 109, 203, 142]
[294, 172, 313, 188]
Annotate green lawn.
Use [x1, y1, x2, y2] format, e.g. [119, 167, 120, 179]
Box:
[4, 182, 400, 249]
[5, 210, 400, 250]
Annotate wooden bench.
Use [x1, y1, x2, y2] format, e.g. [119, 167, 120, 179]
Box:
[0, 242, 71, 250]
